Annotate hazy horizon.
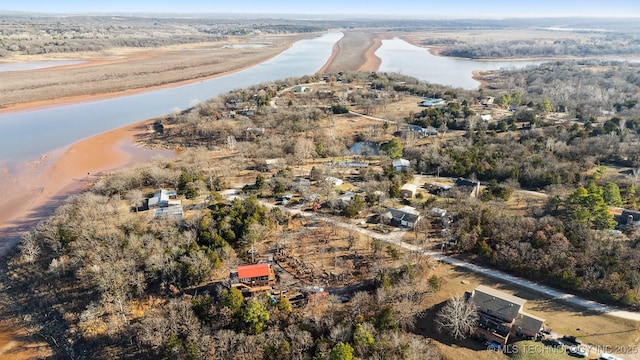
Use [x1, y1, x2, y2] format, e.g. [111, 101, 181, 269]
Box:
[3, 0, 639, 19]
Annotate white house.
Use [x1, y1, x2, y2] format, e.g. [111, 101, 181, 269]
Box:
[481, 114, 493, 121]
[392, 158, 410, 172]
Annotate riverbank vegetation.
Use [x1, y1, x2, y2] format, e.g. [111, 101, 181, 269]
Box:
[4, 62, 640, 358]
[0, 15, 326, 57]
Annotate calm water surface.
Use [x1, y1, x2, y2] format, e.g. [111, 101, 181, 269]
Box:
[0, 60, 85, 72]
[376, 38, 544, 90]
[0, 32, 343, 162]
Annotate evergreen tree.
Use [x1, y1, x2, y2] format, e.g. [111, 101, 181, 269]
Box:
[329, 342, 354, 360]
[602, 182, 622, 206]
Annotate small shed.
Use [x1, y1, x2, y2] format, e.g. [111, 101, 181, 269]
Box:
[400, 183, 417, 198]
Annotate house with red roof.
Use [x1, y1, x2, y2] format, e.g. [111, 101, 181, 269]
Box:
[231, 263, 276, 293]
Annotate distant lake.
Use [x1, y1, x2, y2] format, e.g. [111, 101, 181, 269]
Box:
[0, 31, 343, 163]
[0, 60, 85, 72]
[376, 38, 544, 90]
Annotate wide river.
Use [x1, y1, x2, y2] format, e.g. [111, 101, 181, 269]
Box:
[376, 37, 543, 89]
[0, 31, 542, 165]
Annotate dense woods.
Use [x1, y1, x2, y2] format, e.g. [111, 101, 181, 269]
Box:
[0, 158, 441, 358]
[440, 34, 640, 59]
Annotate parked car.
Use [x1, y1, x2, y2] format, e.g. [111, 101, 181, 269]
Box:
[545, 339, 564, 348]
[568, 346, 588, 358]
[562, 335, 582, 346]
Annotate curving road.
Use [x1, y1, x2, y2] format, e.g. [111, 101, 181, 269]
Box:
[250, 195, 640, 322]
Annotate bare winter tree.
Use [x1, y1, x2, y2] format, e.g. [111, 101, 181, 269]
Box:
[633, 167, 640, 186]
[125, 189, 144, 212]
[19, 232, 41, 264]
[435, 295, 478, 340]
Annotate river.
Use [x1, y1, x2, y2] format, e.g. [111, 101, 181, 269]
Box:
[0, 33, 546, 166]
[0, 60, 85, 72]
[0, 31, 344, 163]
[376, 37, 544, 90]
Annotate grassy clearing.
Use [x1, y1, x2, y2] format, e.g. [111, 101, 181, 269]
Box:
[423, 262, 640, 359]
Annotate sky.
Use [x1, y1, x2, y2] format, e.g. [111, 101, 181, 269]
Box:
[2, 0, 639, 18]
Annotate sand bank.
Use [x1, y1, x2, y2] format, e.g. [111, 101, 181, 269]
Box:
[0, 35, 307, 114]
[0, 120, 175, 257]
[358, 34, 383, 72]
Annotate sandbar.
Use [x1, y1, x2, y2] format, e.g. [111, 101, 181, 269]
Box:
[0, 30, 382, 356]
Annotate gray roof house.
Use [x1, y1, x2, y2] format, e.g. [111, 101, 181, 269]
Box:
[291, 178, 311, 192]
[382, 206, 421, 228]
[148, 189, 178, 208]
[471, 285, 545, 344]
[392, 158, 411, 172]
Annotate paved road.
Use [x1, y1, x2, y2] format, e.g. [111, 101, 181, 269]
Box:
[247, 193, 640, 323]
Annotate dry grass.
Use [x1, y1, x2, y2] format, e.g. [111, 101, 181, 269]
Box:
[423, 263, 640, 359]
[0, 34, 303, 110]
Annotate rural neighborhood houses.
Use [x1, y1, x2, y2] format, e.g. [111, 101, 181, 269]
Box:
[148, 189, 178, 208]
[147, 189, 183, 219]
[620, 209, 640, 226]
[470, 285, 546, 345]
[325, 176, 344, 186]
[480, 96, 495, 106]
[406, 124, 438, 138]
[455, 178, 481, 198]
[381, 206, 421, 228]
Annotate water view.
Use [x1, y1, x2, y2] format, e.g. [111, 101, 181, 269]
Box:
[0, 60, 85, 72]
[0, 34, 551, 165]
[376, 37, 545, 90]
[0, 32, 343, 162]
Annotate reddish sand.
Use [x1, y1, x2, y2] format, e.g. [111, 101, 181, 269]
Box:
[0, 32, 379, 357]
[358, 35, 383, 72]
[0, 121, 175, 256]
[0, 52, 284, 115]
[0, 31, 366, 257]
